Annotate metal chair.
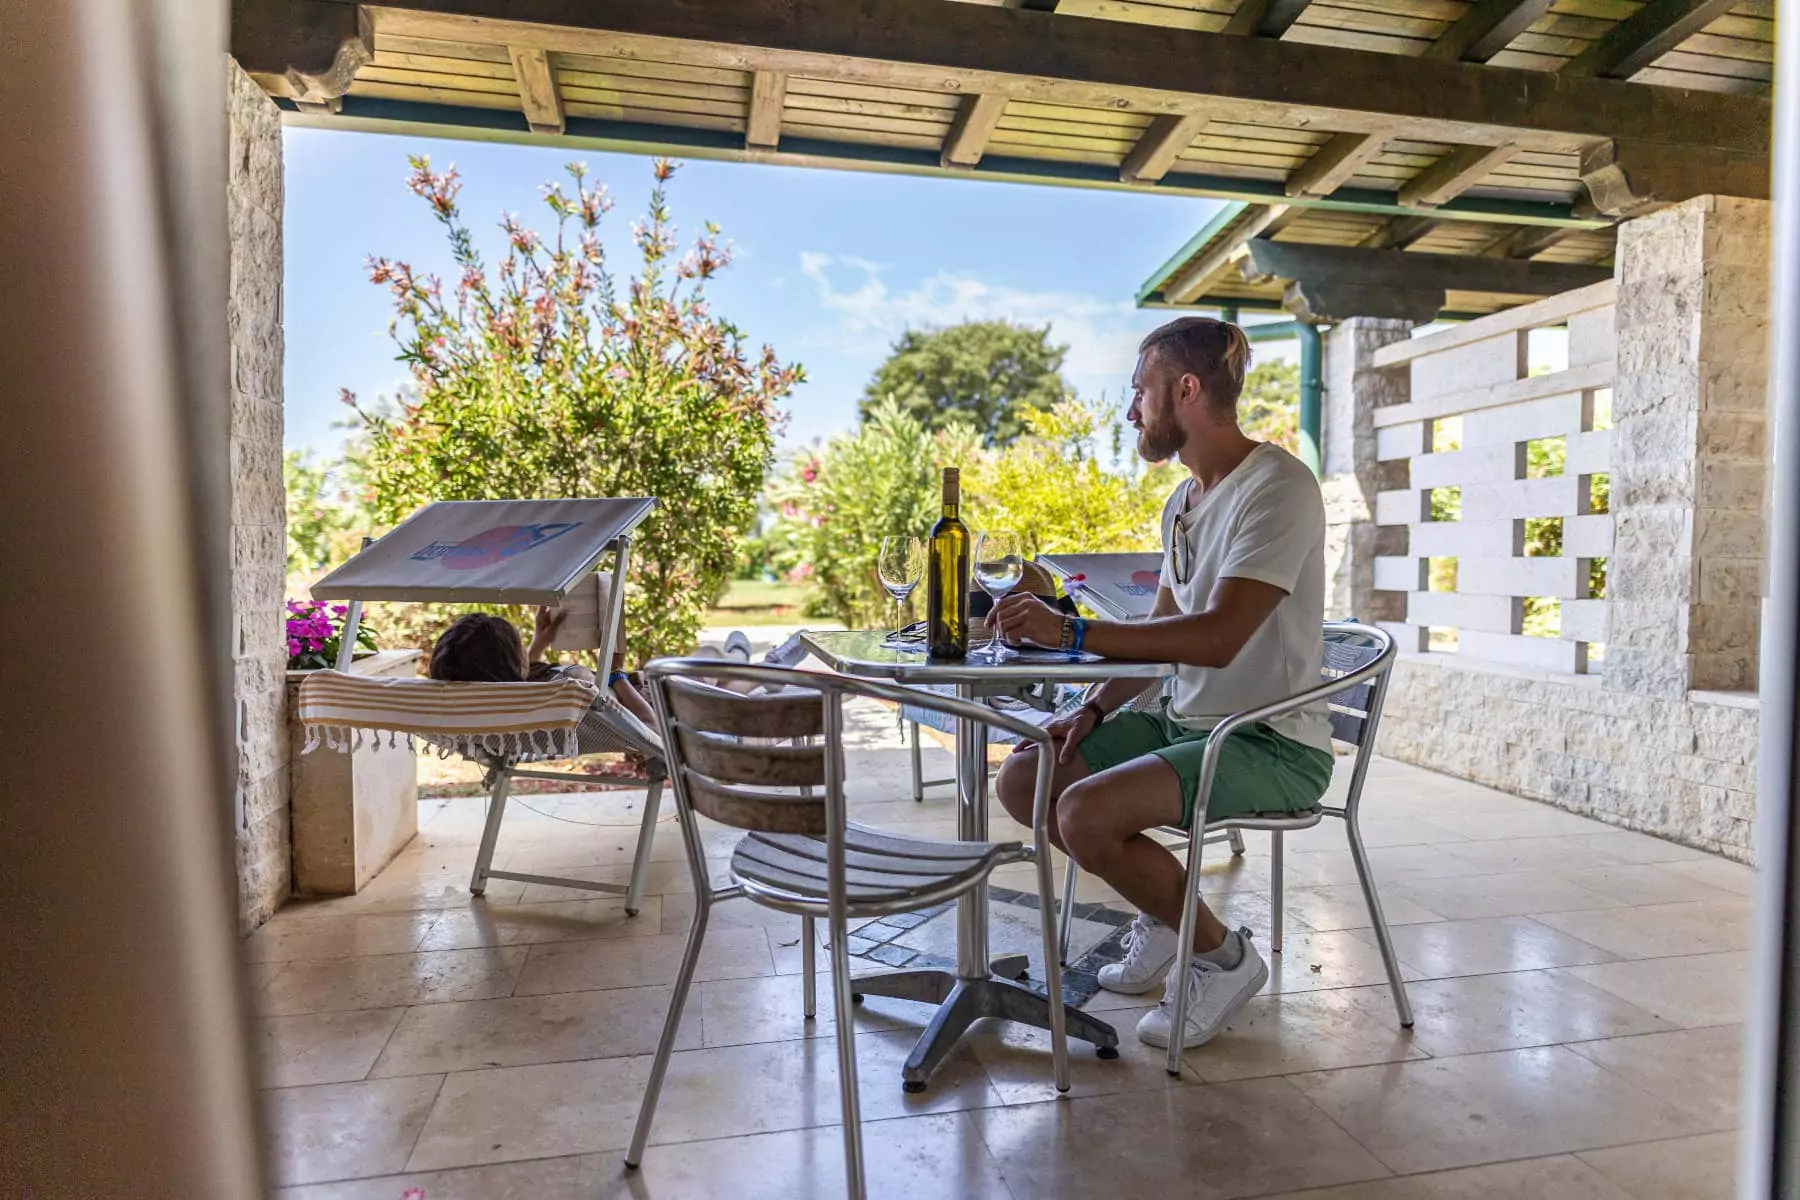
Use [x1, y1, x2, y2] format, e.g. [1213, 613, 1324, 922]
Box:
[625, 659, 1069, 1200]
[1054, 622, 1413, 1076]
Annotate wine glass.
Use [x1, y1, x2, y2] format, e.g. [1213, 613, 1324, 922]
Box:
[974, 530, 1025, 663]
[877, 536, 925, 648]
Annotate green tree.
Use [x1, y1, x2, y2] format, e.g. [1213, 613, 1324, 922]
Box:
[968, 399, 1178, 560]
[1237, 359, 1300, 453]
[344, 156, 802, 662]
[860, 320, 1073, 446]
[769, 399, 978, 627]
[284, 449, 365, 584]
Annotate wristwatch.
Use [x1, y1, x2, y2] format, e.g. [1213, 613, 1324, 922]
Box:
[1079, 700, 1107, 725]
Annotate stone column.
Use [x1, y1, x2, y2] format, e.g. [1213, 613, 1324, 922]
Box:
[1321, 317, 1413, 623]
[228, 59, 289, 932]
[1608, 195, 1770, 698]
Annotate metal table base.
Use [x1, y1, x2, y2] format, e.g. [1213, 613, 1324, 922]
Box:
[852, 684, 1119, 1089]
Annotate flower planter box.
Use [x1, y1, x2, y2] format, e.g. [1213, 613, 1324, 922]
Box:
[285, 649, 422, 896]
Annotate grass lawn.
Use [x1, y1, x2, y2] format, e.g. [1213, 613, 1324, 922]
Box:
[704, 578, 810, 626]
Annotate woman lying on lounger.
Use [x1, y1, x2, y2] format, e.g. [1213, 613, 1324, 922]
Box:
[426, 609, 805, 727]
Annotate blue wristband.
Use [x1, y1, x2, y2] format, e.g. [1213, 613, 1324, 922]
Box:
[1070, 617, 1088, 657]
[608, 670, 629, 688]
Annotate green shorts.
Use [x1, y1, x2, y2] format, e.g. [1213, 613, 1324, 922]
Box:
[1076, 703, 1335, 827]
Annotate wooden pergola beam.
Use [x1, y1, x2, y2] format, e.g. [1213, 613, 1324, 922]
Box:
[1563, 0, 1739, 79]
[746, 69, 787, 148]
[1399, 142, 1520, 207]
[1121, 113, 1208, 184]
[340, 1, 1767, 159]
[942, 93, 1010, 167]
[1423, 0, 1555, 63]
[1243, 237, 1613, 295]
[1480, 224, 1578, 258]
[1223, 0, 1315, 37]
[1165, 205, 1296, 302]
[506, 45, 563, 135]
[1286, 131, 1386, 197]
[1360, 215, 1436, 249]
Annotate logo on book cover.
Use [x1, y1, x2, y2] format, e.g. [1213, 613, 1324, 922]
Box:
[410, 522, 583, 570]
[1119, 568, 1162, 597]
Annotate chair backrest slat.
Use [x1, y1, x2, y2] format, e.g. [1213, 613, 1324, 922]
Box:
[681, 774, 827, 835]
[654, 673, 829, 833]
[672, 724, 824, 789]
[662, 676, 824, 740]
[1320, 626, 1387, 750]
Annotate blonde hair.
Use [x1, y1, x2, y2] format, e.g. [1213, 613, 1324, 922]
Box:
[1138, 317, 1252, 414]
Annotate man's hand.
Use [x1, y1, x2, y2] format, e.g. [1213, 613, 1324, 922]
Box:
[1042, 704, 1100, 764]
[992, 592, 1064, 649]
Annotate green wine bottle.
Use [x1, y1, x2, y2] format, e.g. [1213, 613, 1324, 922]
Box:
[926, 467, 971, 659]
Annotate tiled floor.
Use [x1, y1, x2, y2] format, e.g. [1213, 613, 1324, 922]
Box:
[253, 699, 1750, 1198]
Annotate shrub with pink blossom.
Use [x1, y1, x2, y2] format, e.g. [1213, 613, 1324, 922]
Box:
[285, 600, 379, 671]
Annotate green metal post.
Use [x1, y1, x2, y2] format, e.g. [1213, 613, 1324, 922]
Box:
[1295, 323, 1323, 477]
[1239, 319, 1325, 477]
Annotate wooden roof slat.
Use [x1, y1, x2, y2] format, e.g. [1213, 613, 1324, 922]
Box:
[1296, 3, 1449, 36]
[1282, 24, 1435, 52]
[368, 49, 516, 78]
[559, 87, 747, 120]
[1425, 0, 1559, 62]
[357, 65, 518, 97]
[556, 53, 750, 87]
[783, 76, 962, 108]
[1485, 47, 1575, 67]
[1001, 101, 1155, 128]
[989, 126, 1140, 152]
[1647, 49, 1772, 78]
[1562, 0, 1741, 78]
[1676, 30, 1774, 60]
[555, 74, 749, 106]
[348, 78, 524, 110]
[373, 33, 511, 64]
[784, 91, 962, 123]
[780, 120, 942, 150]
[1056, 0, 1237, 27]
[1193, 121, 1332, 147]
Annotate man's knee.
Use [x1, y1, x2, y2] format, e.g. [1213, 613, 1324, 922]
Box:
[994, 749, 1036, 816]
[1058, 779, 1117, 863]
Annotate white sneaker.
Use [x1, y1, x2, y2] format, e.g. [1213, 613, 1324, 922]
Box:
[1136, 928, 1269, 1049]
[1097, 912, 1180, 995]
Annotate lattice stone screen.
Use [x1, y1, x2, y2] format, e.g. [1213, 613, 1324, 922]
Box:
[1369, 281, 1616, 675]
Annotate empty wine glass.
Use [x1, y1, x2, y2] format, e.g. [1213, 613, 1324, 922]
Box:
[877, 536, 925, 648]
[974, 530, 1025, 663]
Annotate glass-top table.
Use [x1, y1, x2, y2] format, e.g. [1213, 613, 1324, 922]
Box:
[800, 630, 1176, 1090]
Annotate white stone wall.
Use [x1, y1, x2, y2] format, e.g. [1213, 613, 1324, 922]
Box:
[1364, 195, 1771, 861]
[1608, 195, 1770, 696]
[1378, 655, 1758, 860]
[1321, 318, 1412, 623]
[228, 58, 288, 932]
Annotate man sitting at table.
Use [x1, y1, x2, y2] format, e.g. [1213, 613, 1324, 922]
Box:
[992, 316, 1333, 1050]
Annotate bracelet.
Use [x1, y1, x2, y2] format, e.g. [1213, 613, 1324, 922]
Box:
[1057, 617, 1073, 652]
[607, 670, 630, 688]
[1071, 617, 1089, 656]
[1079, 700, 1107, 725]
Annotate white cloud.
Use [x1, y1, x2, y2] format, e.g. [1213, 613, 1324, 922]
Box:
[797, 251, 1154, 393]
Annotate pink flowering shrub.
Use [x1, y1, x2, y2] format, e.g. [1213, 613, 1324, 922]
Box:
[285, 600, 378, 671]
[343, 157, 801, 662]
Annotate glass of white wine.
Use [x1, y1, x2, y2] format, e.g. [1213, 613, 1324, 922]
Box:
[973, 530, 1025, 663]
[877, 535, 925, 650]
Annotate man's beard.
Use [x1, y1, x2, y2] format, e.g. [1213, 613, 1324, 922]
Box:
[1136, 415, 1187, 462]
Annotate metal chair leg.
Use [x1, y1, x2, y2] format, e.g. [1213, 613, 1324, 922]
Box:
[1227, 828, 1246, 856]
[625, 884, 711, 1168]
[802, 916, 817, 1019]
[909, 721, 924, 802]
[624, 776, 664, 917]
[828, 909, 867, 1200]
[468, 769, 511, 895]
[1345, 814, 1414, 1027]
[1058, 854, 1080, 964]
[1036, 840, 1071, 1092]
[1270, 830, 1285, 956]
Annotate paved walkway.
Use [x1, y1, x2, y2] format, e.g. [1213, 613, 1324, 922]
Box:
[251, 696, 1749, 1198]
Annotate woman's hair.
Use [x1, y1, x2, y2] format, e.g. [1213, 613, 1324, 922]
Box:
[428, 613, 528, 683]
[1137, 317, 1253, 415]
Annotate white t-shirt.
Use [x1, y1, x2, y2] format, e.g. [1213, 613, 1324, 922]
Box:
[1159, 443, 1332, 754]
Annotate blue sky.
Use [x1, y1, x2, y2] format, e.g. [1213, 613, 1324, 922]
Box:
[282, 126, 1300, 460]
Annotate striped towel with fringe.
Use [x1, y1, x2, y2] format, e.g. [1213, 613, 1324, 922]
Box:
[296, 670, 598, 762]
